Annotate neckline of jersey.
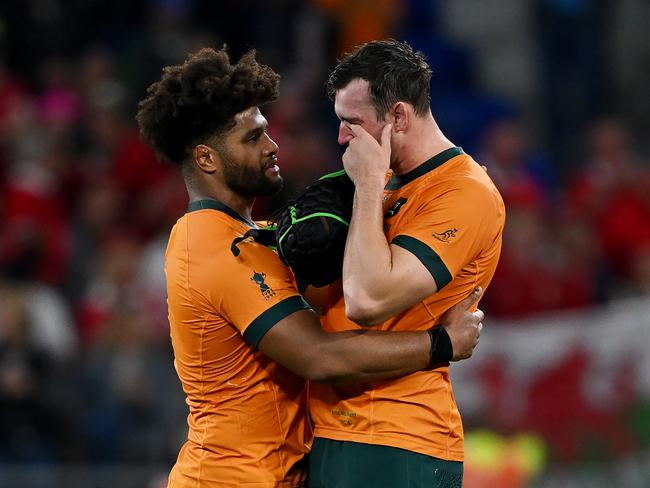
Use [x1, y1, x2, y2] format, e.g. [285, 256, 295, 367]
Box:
[385, 146, 464, 190]
[186, 199, 256, 227]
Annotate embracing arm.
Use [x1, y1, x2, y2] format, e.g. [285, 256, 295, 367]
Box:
[259, 308, 429, 384]
[257, 287, 483, 384]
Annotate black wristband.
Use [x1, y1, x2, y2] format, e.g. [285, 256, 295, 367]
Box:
[427, 327, 453, 366]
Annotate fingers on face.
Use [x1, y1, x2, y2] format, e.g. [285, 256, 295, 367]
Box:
[474, 309, 485, 323]
[347, 123, 362, 138]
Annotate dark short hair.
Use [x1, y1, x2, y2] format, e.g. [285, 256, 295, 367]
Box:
[136, 47, 280, 165]
[326, 39, 432, 119]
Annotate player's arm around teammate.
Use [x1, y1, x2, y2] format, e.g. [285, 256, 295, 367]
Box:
[259, 286, 483, 384]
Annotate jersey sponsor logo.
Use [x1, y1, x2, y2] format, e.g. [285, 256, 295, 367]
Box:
[384, 197, 408, 218]
[331, 408, 357, 426]
[250, 271, 276, 299]
[432, 228, 458, 242]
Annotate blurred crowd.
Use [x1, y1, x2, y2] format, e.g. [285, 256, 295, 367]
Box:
[0, 0, 648, 470]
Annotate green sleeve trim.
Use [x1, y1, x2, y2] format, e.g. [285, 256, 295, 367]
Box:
[391, 235, 453, 289]
[318, 169, 347, 180]
[243, 295, 311, 348]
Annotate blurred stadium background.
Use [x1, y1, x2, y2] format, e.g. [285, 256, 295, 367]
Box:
[0, 1, 649, 487]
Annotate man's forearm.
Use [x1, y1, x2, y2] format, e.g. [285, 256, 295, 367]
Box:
[314, 324, 457, 385]
[313, 329, 431, 384]
[342, 183, 393, 319]
[258, 307, 463, 386]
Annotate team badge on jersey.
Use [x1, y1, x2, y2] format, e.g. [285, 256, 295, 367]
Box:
[251, 271, 276, 299]
[432, 228, 458, 242]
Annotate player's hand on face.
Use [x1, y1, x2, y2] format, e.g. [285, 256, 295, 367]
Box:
[440, 287, 484, 361]
[342, 123, 392, 189]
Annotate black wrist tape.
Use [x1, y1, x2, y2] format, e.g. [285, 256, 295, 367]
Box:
[427, 327, 453, 366]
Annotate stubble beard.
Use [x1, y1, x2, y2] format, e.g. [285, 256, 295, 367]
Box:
[221, 151, 284, 198]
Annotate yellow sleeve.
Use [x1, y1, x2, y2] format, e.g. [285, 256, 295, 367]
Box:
[210, 241, 311, 347]
[391, 178, 503, 290]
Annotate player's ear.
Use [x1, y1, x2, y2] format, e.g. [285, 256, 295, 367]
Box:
[391, 102, 409, 132]
[193, 144, 218, 174]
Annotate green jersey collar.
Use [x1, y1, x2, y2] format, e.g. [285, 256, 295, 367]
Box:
[187, 199, 256, 227]
[386, 147, 464, 190]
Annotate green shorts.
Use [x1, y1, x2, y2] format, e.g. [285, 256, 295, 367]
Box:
[308, 438, 463, 488]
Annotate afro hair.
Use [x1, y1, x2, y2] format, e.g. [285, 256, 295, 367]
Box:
[136, 47, 280, 165]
